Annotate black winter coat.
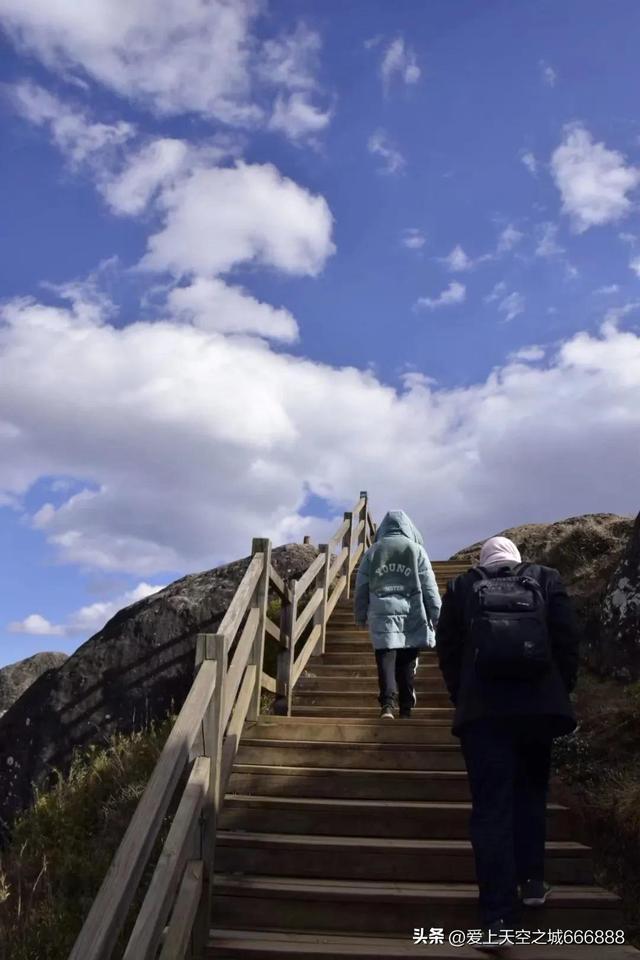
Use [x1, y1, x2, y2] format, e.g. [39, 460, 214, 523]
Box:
[435, 561, 580, 737]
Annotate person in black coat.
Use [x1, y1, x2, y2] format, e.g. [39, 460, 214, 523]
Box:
[436, 536, 580, 948]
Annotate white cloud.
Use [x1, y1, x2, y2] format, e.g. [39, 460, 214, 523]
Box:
[402, 228, 426, 250]
[368, 129, 405, 175]
[1, 2, 331, 142]
[603, 302, 640, 325]
[2, 288, 640, 571]
[630, 256, 640, 277]
[442, 245, 473, 272]
[485, 281, 507, 304]
[166, 277, 298, 342]
[11, 81, 134, 165]
[535, 222, 565, 258]
[8, 613, 64, 636]
[268, 92, 331, 142]
[141, 161, 335, 278]
[511, 345, 546, 363]
[8, 583, 165, 638]
[498, 291, 525, 323]
[415, 282, 466, 310]
[496, 224, 524, 254]
[380, 36, 421, 89]
[551, 123, 640, 233]
[539, 60, 557, 87]
[521, 150, 538, 176]
[595, 284, 620, 295]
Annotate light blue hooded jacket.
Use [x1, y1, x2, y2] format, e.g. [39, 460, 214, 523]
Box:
[354, 511, 442, 651]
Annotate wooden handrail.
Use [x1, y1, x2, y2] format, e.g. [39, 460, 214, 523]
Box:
[70, 491, 374, 960]
[218, 554, 263, 642]
[295, 551, 326, 596]
[68, 660, 217, 960]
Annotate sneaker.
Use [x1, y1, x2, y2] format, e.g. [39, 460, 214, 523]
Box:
[380, 706, 395, 720]
[399, 709, 412, 719]
[521, 879, 551, 906]
[474, 920, 512, 955]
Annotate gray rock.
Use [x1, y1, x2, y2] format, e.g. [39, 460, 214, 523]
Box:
[0, 543, 317, 839]
[0, 652, 68, 717]
[596, 512, 640, 681]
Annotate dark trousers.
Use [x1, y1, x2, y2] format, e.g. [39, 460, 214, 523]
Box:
[375, 647, 419, 711]
[459, 716, 553, 926]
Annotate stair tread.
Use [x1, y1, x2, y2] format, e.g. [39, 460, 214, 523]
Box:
[233, 763, 467, 777]
[216, 830, 590, 854]
[208, 928, 638, 958]
[224, 794, 568, 812]
[240, 738, 458, 750]
[213, 874, 619, 904]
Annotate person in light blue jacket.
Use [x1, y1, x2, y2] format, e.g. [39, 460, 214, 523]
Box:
[354, 510, 441, 719]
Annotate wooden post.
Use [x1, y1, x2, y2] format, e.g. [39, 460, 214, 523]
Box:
[248, 538, 271, 723]
[313, 543, 331, 656]
[283, 579, 299, 716]
[359, 491, 368, 551]
[190, 632, 228, 959]
[342, 511, 353, 599]
[274, 580, 294, 716]
[303, 535, 312, 544]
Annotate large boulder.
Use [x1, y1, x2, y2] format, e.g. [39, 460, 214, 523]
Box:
[0, 652, 68, 718]
[448, 513, 634, 637]
[596, 512, 640, 681]
[0, 543, 317, 839]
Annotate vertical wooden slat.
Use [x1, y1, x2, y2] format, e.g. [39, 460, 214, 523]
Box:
[158, 860, 203, 960]
[342, 511, 353, 599]
[283, 579, 298, 716]
[248, 539, 270, 722]
[359, 491, 368, 552]
[191, 632, 228, 958]
[313, 543, 331, 656]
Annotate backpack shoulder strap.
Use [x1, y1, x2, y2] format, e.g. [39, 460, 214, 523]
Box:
[471, 565, 490, 581]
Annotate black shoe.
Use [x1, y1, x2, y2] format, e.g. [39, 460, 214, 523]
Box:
[380, 706, 395, 719]
[399, 709, 412, 719]
[521, 879, 551, 906]
[474, 920, 513, 954]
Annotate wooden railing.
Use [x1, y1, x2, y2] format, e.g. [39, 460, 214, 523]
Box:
[68, 491, 374, 960]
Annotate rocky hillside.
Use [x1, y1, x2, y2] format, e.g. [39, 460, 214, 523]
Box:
[598, 512, 640, 680]
[0, 653, 67, 718]
[449, 511, 637, 675]
[0, 543, 317, 840]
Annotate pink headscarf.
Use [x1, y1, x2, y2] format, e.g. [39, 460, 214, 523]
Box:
[479, 536, 522, 567]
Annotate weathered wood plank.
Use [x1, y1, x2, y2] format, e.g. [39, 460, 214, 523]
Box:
[260, 672, 277, 694]
[248, 538, 271, 723]
[269, 566, 289, 601]
[328, 546, 348, 586]
[157, 860, 203, 960]
[352, 541, 364, 566]
[292, 587, 323, 643]
[220, 664, 256, 795]
[264, 617, 282, 643]
[329, 517, 350, 545]
[326, 576, 347, 618]
[313, 543, 331, 655]
[292, 624, 322, 686]
[218, 554, 263, 643]
[355, 518, 365, 540]
[122, 756, 209, 960]
[223, 607, 259, 730]
[68, 660, 216, 960]
[351, 496, 366, 517]
[295, 552, 326, 596]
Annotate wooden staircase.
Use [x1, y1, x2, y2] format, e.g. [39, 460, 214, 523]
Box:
[208, 564, 629, 958]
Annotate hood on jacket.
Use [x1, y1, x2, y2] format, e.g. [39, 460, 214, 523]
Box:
[479, 535, 522, 567]
[374, 510, 424, 545]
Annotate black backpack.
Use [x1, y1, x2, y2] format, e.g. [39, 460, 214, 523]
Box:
[469, 564, 552, 681]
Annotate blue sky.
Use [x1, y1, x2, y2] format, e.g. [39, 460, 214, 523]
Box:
[1, 0, 640, 668]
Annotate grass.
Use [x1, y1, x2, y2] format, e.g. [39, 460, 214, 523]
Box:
[0, 718, 174, 960]
[553, 670, 640, 944]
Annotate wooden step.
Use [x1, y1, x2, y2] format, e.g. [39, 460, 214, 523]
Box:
[247, 718, 455, 743]
[300, 664, 440, 678]
[292, 691, 453, 708]
[236, 740, 465, 770]
[208, 928, 638, 959]
[291, 705, 454, 719]
[228, 765, 470, 800]
[215, 831, 593, 884]
[296, 677, 448, 693]
[211, 876, 621, 936]
[219, 795, 574, 840]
